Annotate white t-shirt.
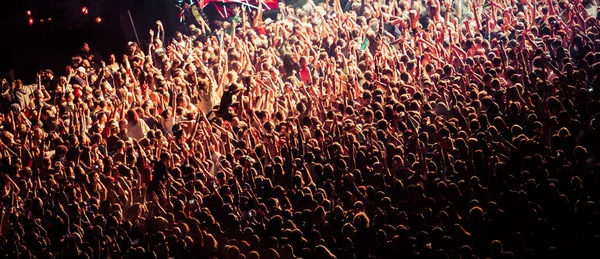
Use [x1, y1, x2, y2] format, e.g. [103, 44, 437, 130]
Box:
[199, 83, 220, 115]
[161, 116, 175, 134]
[127, 119, 150, 140]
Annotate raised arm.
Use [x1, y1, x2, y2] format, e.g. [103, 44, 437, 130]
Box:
[253, 0, 264, 28]
[156, 20, 165, 44]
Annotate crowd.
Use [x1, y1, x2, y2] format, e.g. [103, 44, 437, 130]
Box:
[1, 0, 600, 258]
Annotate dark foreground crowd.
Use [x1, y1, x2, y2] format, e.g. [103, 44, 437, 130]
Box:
[1, 0, 600, 258]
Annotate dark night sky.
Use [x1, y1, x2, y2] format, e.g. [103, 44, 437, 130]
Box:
[0, 0, 182, 83]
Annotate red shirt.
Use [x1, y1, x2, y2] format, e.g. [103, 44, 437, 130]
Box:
[255, 24, 267, 36]
[300, 66, 311, 83]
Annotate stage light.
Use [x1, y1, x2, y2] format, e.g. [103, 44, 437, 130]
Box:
[29, 17, 34, 25]
[82, 6, 89, 15]
[47, 18, 52, 22]
[95, 17, 102, 23]
[27, 10, 31, 16]
[40, 19, 45, 24]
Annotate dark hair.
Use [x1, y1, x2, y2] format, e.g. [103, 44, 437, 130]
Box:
[126, 110, 139, 126]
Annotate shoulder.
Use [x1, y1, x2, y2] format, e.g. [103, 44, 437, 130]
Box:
[25, 84, 37, 91]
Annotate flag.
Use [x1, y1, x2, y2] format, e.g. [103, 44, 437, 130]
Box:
[361, 37, 369, 51]
[197, 0, 209, 8]
[191, 5, 204, 23]
[204, 0, 278, 18]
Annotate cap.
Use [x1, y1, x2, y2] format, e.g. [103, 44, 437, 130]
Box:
[109, 121, 119, 129]
[44, 69, 54, 74]
[77, 67, 86, 74]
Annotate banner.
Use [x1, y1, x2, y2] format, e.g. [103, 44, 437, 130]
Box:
[198, 0, 210, 8]
[204, 0, 279, 18]
[191, 5, 204, 23]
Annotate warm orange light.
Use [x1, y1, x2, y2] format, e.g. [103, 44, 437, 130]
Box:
[47, 18, 52, 22]
[82, 6, 89, 15]
[40, 19, 45, 24]
[95, 17, 102, 23]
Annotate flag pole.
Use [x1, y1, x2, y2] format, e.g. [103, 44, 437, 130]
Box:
[259, 0, 271, 10]
[127, 10, 141, 48]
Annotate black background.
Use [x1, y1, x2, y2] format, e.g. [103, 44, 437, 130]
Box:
[0, 0, 182, 83]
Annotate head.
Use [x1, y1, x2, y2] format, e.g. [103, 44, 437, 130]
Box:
[126, 110, 139, 125]
[128, 42, 138, 53]
[44, 70, 54, 79]
[154, 39, 163, 49]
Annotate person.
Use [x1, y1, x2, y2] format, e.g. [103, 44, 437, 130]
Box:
[9, 79, 36, 112]
[80, 42, 101, 65]
[127, 41, 146, 61]
[125, 109, 150, 140]
[150, 152, 171, 190]
[69, 66, 87, 89]
[0, 78, 12, 113]
[41, 69, 60, 94]
[179, 2, 200, 29]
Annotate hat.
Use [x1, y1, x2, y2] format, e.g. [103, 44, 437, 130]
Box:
[127, 41, 136, 46]
[109, 120, 119, 129]
[77, 67, 87, 74]
[44, 69, 54, 74]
